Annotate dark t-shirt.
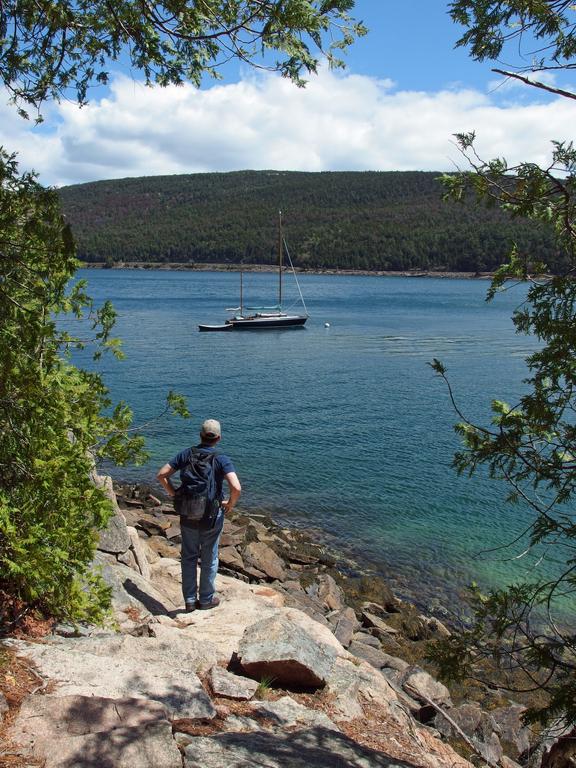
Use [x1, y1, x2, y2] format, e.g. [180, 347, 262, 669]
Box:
[168, 443, 235, 502]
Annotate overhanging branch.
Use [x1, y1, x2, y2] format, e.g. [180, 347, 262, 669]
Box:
[493, 68, 576, 101]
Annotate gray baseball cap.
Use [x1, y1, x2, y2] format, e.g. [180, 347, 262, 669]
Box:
[200, 419, 221, 438]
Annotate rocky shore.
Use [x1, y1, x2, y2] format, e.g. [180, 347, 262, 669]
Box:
[1, 478, 568, 768]
[81, 261, 496, 279]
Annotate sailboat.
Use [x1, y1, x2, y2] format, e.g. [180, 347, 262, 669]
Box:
[198, 212, 308, 332]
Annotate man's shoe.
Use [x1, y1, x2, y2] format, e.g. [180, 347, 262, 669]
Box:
[185, 601, 196, 613]
[197, 597, 220, 610]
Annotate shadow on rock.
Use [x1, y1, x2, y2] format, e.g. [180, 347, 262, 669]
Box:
[183, 726, 419, 768]
[122, 579, 170, 615]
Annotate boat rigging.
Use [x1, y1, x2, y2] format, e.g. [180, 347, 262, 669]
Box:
[199, 211, 308, 332]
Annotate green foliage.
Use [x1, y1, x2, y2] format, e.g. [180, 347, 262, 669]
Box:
[428, 582, 576, 728]
[449, 1, 576, 73]
[0, 0, 366, 115]
[431, 2, 576, 730]
[0, 0, 356, 631]
[166, 391, 191, 420]
[432, 261, 576, 725]
[255, 675, 276, 699]
[0, 149, 151, 628]
[58, 170, 558, 273]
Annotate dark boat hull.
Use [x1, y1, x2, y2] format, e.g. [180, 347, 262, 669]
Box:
[198, 324, 234, 332]
[198, 316, 307, 332]
[228, 315, 307, 330]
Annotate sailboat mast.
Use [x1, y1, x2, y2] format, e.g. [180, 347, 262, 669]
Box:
[240, 269, 243, 316]
[278, 210, 283, 309]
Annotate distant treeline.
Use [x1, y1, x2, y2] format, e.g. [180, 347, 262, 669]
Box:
[58, 170, 562, 273]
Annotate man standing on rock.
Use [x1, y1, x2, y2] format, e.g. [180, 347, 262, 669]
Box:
[157, 419, 241, 612]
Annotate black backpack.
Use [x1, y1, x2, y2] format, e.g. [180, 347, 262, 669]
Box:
[173, 448, 220, 528]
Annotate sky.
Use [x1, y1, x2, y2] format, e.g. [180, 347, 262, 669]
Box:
[1, 1, 575, 187]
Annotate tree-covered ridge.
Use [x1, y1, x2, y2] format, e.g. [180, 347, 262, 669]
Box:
[58, 170, 561, 273]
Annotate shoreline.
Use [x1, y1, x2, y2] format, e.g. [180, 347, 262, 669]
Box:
[113, 480, 551, 730]
[115, 478, 455, 632]
[127, 480, 464, 620]
[80, 261, 496, 280]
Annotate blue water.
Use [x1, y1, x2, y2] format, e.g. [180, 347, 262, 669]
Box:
[73, 269, 561, 611]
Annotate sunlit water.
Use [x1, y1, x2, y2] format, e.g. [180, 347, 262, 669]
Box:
[70, 269, 568, 614]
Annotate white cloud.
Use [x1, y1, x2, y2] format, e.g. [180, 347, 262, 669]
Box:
[1, 67, 575, 187]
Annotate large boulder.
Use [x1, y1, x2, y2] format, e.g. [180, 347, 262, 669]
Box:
[326, 657, 400, 723]
[400, 666, 453, 708]
[157, 576, 286, 662]
[150, 557, 181, 580]
[43, 630, 219, 676]
[219, 546, 245, 572]
[433, 703, 503, 767]
[361, 606, 399, 637]
[220, 519, 247, 548]
[490, 704, 531, 759]
[135, 512, 172, 536]
[242, 542, 287, 582]
[238, 614, 337, 687]
[279, 590, 330, 627]
[146, 535, 181, 558]
[8, 637, 216, 720]
[352, 632, 385, 648]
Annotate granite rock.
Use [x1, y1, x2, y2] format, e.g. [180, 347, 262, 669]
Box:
[251, 695, 338, 731]
[351, 631, 381, 648]
[490, 704, 531, 759]
[348, 641, 394, 670]
[433, 703, 503, 767]
[238, 614, 337, 687]
[127, 526, 152, 580]
[316, 574, 346, 612]
[401, 666, 453, 708]
[9, 637, 216, 720]
[183, 727, 418, 768]
[10, 694, 168, 743]
[330, 607, 361, 648]
[242, 542, 287, 582]
[209, 666, 259, 700]
[96, 475, 132, 554]
[0, 691, 8, 722]
[39, 720, 181, 768]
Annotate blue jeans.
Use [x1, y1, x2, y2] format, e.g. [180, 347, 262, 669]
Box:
[180, 509, 224, 605]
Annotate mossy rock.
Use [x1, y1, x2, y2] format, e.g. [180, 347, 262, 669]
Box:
[342, 575, 400, 614]
[244, 524, 260, 545]
[298, 570, 320, 591]
[398, 606, 432, 642]
[275, 540, 325, 566]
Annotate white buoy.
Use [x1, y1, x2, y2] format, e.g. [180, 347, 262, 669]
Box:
[324, 322, 330, 328]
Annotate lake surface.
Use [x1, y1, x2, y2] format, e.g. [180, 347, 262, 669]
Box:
[75, 268, 559, 613]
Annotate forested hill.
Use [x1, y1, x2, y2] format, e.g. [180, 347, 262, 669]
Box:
[58, 170, 560, 273]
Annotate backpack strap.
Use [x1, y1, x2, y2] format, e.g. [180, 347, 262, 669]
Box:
[185, 447, 220, 467]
